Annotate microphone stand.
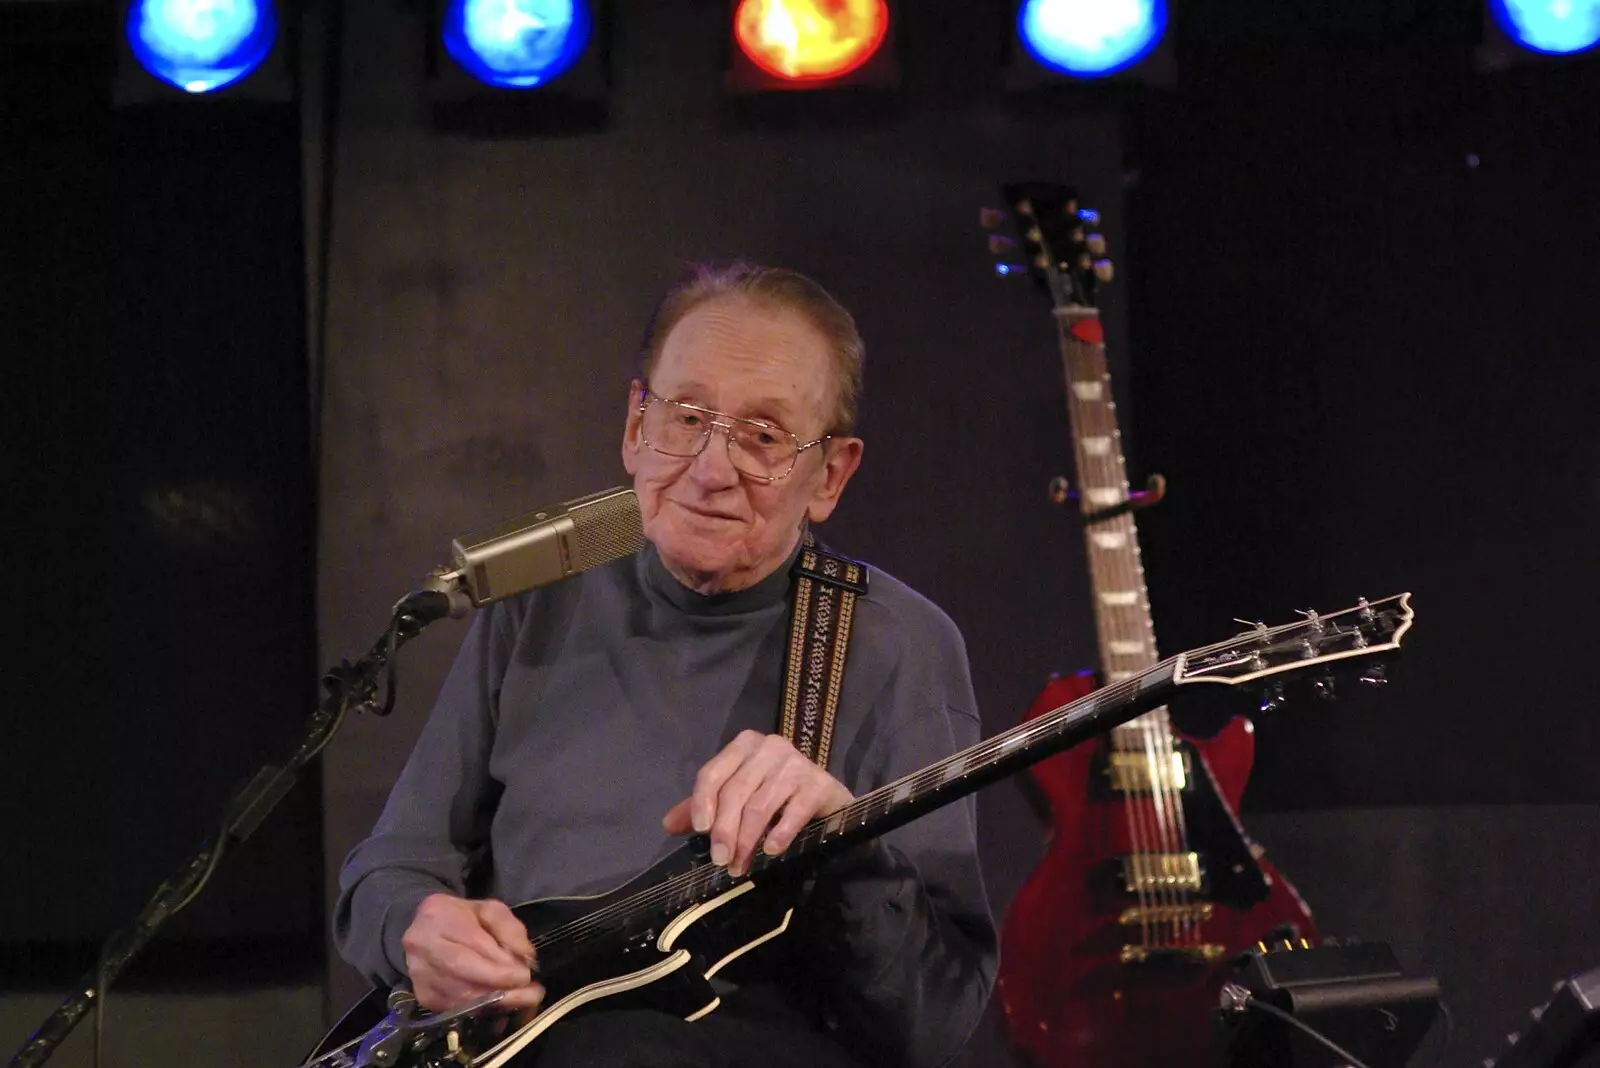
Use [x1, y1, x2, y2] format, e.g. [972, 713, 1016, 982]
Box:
[8, 585, 468, 1068]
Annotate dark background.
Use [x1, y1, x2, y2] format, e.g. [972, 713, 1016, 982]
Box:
[3, 1, 1597, 1066]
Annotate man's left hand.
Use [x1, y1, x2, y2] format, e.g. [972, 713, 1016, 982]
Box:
[662, 730, 854, 877]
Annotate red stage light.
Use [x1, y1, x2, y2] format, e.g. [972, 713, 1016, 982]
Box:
[733, 0, 890, 82]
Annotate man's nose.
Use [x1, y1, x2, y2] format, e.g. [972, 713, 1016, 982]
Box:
[690, 421, 741, 485]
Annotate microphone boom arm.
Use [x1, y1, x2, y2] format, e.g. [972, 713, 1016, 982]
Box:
[7, 598, 445, 1068]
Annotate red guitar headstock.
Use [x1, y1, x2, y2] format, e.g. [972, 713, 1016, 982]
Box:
[982, 182, 1114, 311]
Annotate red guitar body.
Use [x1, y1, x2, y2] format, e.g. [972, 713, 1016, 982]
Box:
[996, 671, 1318, 1068]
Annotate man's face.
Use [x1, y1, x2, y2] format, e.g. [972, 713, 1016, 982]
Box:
[621, 296, 863, 595]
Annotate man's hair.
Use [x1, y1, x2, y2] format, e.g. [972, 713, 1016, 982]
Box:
[636, 262, 865, 436]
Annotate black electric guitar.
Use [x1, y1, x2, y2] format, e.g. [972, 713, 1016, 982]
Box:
[302, 595, 1413, 1068]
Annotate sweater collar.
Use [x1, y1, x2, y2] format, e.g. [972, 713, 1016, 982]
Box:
[640, 537, 802, 617]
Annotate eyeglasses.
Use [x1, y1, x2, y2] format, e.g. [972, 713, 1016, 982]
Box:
[637, 390, 830, 483]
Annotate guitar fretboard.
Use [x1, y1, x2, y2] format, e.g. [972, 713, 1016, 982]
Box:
[1055, 308, 1170, 749]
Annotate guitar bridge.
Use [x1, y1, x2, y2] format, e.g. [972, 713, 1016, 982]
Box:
[1119, 943, 1228, 965]
[1118, 902, 1215, 926]
[1120, 852, 1203, 894]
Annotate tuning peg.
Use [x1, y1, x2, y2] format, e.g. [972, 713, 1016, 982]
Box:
[1313, 675, 1337, 701]
[987, 234, 1018, 255]
[979, 206, 1008, 230]
[1086, 233, 1108, 255]
[993, 262, 1029, 278]
[1259, 680, 1287, 714]
[1093, 259, 1116, 283]
[1359, 664, 1388, 687]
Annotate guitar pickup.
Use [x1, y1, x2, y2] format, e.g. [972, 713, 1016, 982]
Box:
[1104, 750, 1191, 793]
[1119, 852, 1204, 895]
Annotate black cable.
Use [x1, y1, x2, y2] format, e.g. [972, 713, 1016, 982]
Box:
[1243, 995, 1376, 1068]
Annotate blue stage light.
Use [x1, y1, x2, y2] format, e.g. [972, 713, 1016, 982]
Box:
[125, 0, 278, 94]
[442, 0, 594, 89]
[1017, 0, 1167, 79]
[1489, 0, 1600, 56]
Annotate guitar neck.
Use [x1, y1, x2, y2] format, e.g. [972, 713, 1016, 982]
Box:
[1056, 310, 1164, 736]
[533, 592, 1412, 955]
[768, 655, 1180, 869]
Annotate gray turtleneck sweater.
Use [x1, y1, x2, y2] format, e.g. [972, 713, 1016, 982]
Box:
[333, 540, 996, 1068]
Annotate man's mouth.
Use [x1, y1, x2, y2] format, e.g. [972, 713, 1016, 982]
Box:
[670, 499, 743, 522]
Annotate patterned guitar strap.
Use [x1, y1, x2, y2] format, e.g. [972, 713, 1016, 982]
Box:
[778, 529, 868, 768]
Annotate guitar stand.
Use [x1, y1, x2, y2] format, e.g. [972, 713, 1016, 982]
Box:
[1048, 472, 1168, 524]
[1216, 939, 1441, 1068]
[7, 588, 464, 1068]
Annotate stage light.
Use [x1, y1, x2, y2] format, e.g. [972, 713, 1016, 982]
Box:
[733, 0, 890, 83]
[441, 0, 594, 89]
[1017, 0, 1167, 79]
[1488, 0, 1600, 56]
[125, 0, 279, 94]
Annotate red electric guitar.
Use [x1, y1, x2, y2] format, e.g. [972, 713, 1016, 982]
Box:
[985, 183, 1319, 1068]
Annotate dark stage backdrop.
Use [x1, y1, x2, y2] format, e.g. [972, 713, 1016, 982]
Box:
[1125, 17, 1600, 811]
[314, 0, 1125, 1039]
[312, 2, 1600, 1064]
[2, 0, 320, 985]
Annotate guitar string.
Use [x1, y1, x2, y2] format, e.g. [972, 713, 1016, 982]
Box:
[1072, 334, 1172, 946]
[1066, 327, 1156, 947]
[526, 609, 1371, 956]
[525, 608, 1379, 957]
[529, 652, 1193, 955]
[1083, 342, 1194, 948]
[1064, 231, 1175, 943]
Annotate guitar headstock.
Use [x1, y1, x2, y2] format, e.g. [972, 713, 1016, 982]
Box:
[982, 182, 1114, 311]
[1174, 594, 1413, 694]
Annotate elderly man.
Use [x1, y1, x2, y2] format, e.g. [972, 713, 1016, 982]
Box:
[334, 264, 996, 1068]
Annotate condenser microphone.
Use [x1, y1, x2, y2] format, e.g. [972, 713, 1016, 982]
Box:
[414, 486, 645, 618]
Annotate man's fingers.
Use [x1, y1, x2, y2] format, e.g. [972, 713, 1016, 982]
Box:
[497, 982, 546, 1012]
[434, 934, 533, 990]
[762, 776, 832, 857]
[733, 771, 804, 873]
[434, 913, 521, 969]
[661, 797, 694, 835]
[709, 743, 783, 871]
[691, 730, 764, 835]
[414, 975, 495, 1011]
[472, 899, 536, 964]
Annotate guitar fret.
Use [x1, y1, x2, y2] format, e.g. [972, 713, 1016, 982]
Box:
[1071, 381, 1104, 401]
[1100, 590, 1141, 607]
[1090, 531, 1128, 549]
[1081, 435, 1112, 456]
[1107, 640, 1147, 656]
[1084, 487, 1124, 506]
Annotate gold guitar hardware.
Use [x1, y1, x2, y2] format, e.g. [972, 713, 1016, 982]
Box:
[1118, 903, 1214, 927]
[1119, 943, 1227, 965]
[1106, 750, 1190, 792]
[1121, 852, 1203, 894]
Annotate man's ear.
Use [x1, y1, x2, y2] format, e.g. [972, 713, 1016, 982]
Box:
[805, 437, 864, 524]
[621, 379, 645, 475]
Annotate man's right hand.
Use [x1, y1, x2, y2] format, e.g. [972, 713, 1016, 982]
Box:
[400, 893, 545, 1012]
